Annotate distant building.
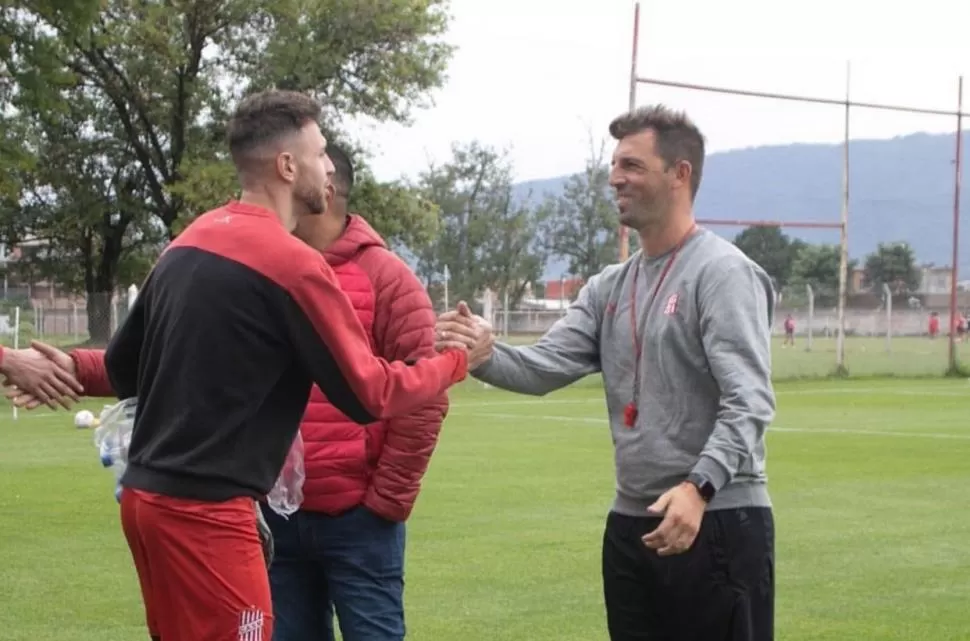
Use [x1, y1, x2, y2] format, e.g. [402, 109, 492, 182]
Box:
[850, 263, 952, 295]
[544, 277, 584, 301]
[919, 263, 952, 294]
[849, 268, 865, 293]
[0, 238, 62, 300]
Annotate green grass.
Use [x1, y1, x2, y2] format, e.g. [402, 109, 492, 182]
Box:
[1, 375, 970, 640]
[501, 335, 969, 379]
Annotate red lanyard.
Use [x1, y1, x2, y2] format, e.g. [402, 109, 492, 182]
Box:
[623, 224, 697, 428]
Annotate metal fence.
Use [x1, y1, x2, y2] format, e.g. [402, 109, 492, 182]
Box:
[0, 292, 129, 350]
[1, 284, 966, 381]
[492, 301, 969, 379]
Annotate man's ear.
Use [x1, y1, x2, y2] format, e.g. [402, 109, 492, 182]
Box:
[276, 152, 296, 184]
[674, 159, 693, 190]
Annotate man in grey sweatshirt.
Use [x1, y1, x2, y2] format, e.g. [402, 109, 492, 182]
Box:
[436, 105, 776, 641]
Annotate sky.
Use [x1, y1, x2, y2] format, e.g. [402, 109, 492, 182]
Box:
[347, 0, 970, 184]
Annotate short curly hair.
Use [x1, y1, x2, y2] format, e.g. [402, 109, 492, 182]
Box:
[227, 90, 322, 179]
[325, 142, 355, 197]
[609, 105, 706, 199]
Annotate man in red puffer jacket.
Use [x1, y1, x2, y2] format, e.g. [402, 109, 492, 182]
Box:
[8, 144, 446, 641]
[262, 143, 447, 641]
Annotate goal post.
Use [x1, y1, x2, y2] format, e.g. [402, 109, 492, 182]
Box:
[623, 1, 966, 376]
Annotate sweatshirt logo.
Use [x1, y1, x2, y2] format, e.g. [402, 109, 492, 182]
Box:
[663, 293, 679, 316]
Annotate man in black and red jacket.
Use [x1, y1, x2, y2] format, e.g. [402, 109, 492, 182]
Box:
[0, 89, 486, 641]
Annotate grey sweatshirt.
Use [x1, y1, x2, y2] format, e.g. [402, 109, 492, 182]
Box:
[473, 228, 776, 515]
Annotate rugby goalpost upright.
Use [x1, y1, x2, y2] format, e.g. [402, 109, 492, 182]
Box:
[623, 1, 966, 375]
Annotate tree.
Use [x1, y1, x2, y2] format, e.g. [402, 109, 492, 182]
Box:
[863, 242, 920, 294]
[540, 139, 617, 281]
[415, 142, 546, 309]
[477, 187, 548, 307]
[0, 67, 165, 340]
[732, 225, 804, 287]
[347, 172, 439, 251]
[0, 0, 453, 341]
[789, 243, 856, 306]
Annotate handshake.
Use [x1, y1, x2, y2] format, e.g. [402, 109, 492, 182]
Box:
[434, 301, 496, 371]
[0, 302, 496, 410]
[0, 341, 82, 410]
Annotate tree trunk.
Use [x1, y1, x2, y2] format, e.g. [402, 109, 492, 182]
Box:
[85, 210, 129, 345]
[86, 292, 113, 346]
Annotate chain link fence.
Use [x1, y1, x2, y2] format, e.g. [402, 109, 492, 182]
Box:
[0, 292, 130, 352]
[486, 284, 970, 380]
[1, 282, 966, 381]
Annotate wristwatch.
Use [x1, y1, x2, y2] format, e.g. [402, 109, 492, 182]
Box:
[686, 473, 716, 503]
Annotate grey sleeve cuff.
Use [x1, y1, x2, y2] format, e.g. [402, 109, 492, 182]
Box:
[691, 455, 732, 492]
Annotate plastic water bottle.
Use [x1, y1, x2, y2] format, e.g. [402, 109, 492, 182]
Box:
[90, 398, 138, 504]
[99, 433, 116, 468]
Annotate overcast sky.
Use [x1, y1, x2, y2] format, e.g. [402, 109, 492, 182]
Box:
[346, 0, 970, 184]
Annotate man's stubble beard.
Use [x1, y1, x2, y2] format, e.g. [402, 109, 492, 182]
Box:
[295, 182, 327, 216]
[619, 194, 671, 232]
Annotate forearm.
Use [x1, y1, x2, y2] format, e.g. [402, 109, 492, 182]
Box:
[287, 268, 467, 423]
[470, 279, 603, 394]
[364, 404, 445, 521]
[70, 349, 115, 398]
[693, 260, 776, 490]
[692, 384, 774, 490]
[472, 342, 594, 396]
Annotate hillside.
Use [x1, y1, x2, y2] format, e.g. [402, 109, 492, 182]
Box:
[516, 131, 970, 281]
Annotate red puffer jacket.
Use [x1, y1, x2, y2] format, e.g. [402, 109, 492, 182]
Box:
[69, 215, 448, 523]
[301, 216, 447, 520]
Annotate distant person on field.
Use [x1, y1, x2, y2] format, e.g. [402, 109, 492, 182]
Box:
[783, 314, 795, 347]
[928, 312, 939, 339]
[437, 105, 776, 641]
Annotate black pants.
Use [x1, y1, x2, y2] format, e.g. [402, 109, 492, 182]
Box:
[602, 507, 774, 641]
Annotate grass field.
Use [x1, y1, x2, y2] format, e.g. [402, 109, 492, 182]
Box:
[1, 343, 970, 640]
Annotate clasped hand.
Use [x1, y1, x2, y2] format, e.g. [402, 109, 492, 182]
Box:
[434, 301, 495, 370]
[1, 340, 82, 410]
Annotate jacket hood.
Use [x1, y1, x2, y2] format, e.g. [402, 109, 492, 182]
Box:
[323, 214, 387, 266]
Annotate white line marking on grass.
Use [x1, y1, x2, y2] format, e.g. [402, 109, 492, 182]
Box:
[780, 387, 969, 397]
[454, 398, 598, 408]
[770, 427, 970, 440]
[452, 385, 968, 410]
[458, 411, 602, 424]
[457, 411, 970, 441]
[5, 384, 967, 421]
[2, 411, 59, 419]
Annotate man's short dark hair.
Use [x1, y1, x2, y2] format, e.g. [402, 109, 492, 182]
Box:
[227, 90, 322, 177]
[609, 104, 706, 199]
[326, 142, 355, 197]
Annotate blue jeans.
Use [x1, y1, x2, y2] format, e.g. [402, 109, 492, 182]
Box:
[262, 505, 407, 641]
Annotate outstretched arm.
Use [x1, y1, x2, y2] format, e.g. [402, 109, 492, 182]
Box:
[438, 276, 605, 397]
[281, 259, 471, 425]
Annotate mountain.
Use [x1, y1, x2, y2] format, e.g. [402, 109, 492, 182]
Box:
[516, 131, 970, 281]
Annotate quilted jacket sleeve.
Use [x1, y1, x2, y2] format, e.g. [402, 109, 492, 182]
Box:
[70, 348, 115, 398]
[361, 248, 449, 522]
